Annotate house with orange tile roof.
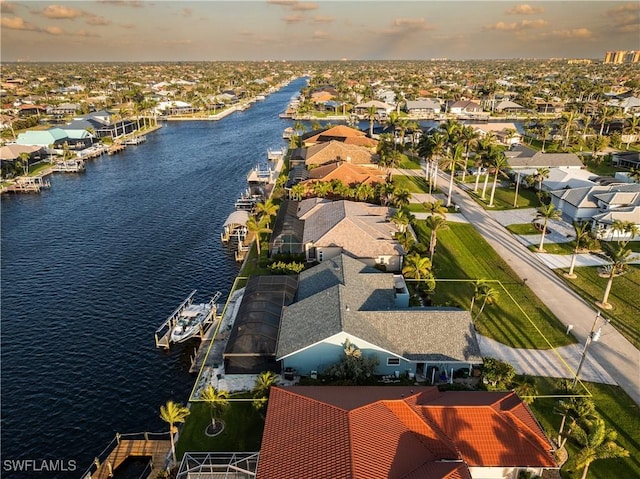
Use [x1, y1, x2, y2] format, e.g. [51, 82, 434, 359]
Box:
[290, 140, 378, 169]
[257, 386, 558, 479]
[303, 161, 387, 188]
[302, 125, 378, 150]
[276, 254, 482, 379]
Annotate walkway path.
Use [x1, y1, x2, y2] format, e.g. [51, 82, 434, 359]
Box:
[391, 166, 640, 403]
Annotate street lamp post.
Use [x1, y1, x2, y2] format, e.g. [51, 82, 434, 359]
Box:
[572, 311, 609, 388]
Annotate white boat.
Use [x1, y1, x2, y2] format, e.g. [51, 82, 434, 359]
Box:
[169, 291, 220, 343]
[255, 95, 266, 101]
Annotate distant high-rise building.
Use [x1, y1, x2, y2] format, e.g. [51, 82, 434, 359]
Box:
[604, 50, 639, 64]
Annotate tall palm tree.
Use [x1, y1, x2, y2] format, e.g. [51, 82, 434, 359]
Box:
[623, 115, 640, 150]
[598, 241, 632, 309]
[533, 167, 550, 191]
[469, 279, 487, 316]
[440, 143, 465, 207]
[487, 149, 509, 207]
[459, 125, 479, 182]
[402, 253, 435, 292]
[394, 230, 415, 252]
[159, 400, 190, 464]
[472, 285, 499, 324]
[390, 187, 411, 209]
[246, 215, 272, 256]
[565, 417, 629, 479]
[425, 214, 448, 261]
[254, 199, 279, 227]
[566, 222, 592, 278]
[200, 385, 229, 431]
[367, 105, 378, 137]
[535, 203, 561, 252]
[423, 199, 447, 217]
[554, 396, 596, 448]
[390, 209, 413, 233]
[474, 135, 494, 193]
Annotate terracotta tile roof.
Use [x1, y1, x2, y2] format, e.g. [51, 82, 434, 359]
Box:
[304, 125, 378, 149]
[306, 161, 386, 186]
[257, 387, 557, 479]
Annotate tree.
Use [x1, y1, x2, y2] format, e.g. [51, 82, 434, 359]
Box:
[487, 149, 509, 207]
[513, 375, 537, 404]
[598, 241, 632, 309]
[535, 203, 561, 252]
[565, 417, 629, 479]
[18, 152, 30, 176]
[159, 400, 190, 464]
[589, 135, 610, 160]
[254, 199, 279, 227]
[482, 357, 515, 390]
[252, 370, 277, 412]
[473, 285, 499, 324]
[623, 115, 640, 149]
[390, 187, 411, 209]
[628, 166, 640, 183]
[458, 125, 479, 182]
[440, 143, 465, 207]
[425, 214, 448, 262]
[394, 230, 415, 252]
[325, 338, 379, 384]
[566, 222, 592, 278]
[200, 385, 229, 431]
[245, 215, 272, 256]
[402, 253, 435, 286]
[422, 199, 447, 217]
[469, 279, 487, 317]
[554, 396, 596, 448]
[367, 105, 378, 137]
[289, 183, 305, 201]
[532, 167, 550, 191]
[311, 181, 332, 198]
[390, 208, 413, 233]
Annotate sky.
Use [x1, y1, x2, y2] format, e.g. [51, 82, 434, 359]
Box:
[1, 0, 639, 62]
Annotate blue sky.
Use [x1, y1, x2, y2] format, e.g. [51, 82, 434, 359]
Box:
[1, 1, 638, 61]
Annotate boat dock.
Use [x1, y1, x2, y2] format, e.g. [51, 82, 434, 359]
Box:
[53, 159, 86, 172]
[154, 290, 220, 349]
[107, 144, 127, 155]
[5, 176, 51, 193]
[123, 135, 147, 145]
[80, 432, 170, 479]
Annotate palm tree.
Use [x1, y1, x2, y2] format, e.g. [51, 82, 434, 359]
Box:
[18, 152, 30, 176]
[402, 253, 434, 286]
[459, 125, 479, 182]
[423, 199, 447, 217]
[425, 214, 448, 261]
[628, 166, 640, 183]
[378, 182, 396, 206]
[289, 183, 305, 201]
[469, 279, 487, 316]
[565, 417, 629, 479]
[566, 222, 592, 278]
[311, 181, 332, 198]
[623, 115, 640, 149]
[367, 105, 378, 137]
[472, 285, 499, 324]
[354, 183, 374, 202]
[394, 230, 415, 252]
[390, 187, 411, 209]
[513, 375, 537, 404]
[253, 370, 277, 398]
[554, 396, 596, 448]
[200, 385, 229, 431]
[159, 400, 190, 464]
[533, 167, 550, 191]
[535, 203, 561, 252]
[254, 199, 278, 227]
[474, 135, 494, 193]
[440, 143, 465, 207]
[598, 241, 632, 309]
[246, 215, 272, 256]
[390, 209, 413, 233]
[487, 149, 509, 207]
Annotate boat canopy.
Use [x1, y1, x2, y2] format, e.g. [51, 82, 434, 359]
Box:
[182, 309, 201, 317]
[223, 210, 250, 228]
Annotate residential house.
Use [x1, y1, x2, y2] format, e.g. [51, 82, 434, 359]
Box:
[506, 145, 583, 173]
[291, 140, 377, 169]
[276, 254, 481, 378]
[0, 144, 45, 174]
[16, 104, 47, 117]
[257, 386, 558, 479]
[474, 123, 522, 146]
[48, 103, 80, 117]
[16, 128, 69, 149]
[536, 102, 564, 114]
[609, 96, 640, 115]
[302, 125, 378, 149]
[495, 100, 526, 113]
[304, 161, 387, 188]
[612, 151, 640, 169]
[301, 199, 404, 269]
[352, 100, 394, 120]
[549, 183, 640, 240]
[447, 100, 483, 116]
[405, 99, 441, 116]
[155, 100, 195, 116]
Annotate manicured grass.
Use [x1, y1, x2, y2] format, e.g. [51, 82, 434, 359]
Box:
[583, 158, 619, 177]
[528, 242, 576, 255]
[27, 162, 53, 176]
[398, 155, 422, 169]
[469, 185, 541, 210]
[555, 265, 640, 349]
[406, 203, 427, 213]
[176, 400, 264, 459]
[392, 174, 430, 193]
[506, 223, 539, 235]
[414, 222, 574, 349]
[529, 379, 640, 479]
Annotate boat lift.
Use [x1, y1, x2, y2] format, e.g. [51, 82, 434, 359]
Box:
[154, 290, 222, 349]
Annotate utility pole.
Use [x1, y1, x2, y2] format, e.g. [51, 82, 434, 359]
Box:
[572, 312, 609, 388]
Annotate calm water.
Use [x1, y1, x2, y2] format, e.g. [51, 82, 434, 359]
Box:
[0, 78, 306, 477]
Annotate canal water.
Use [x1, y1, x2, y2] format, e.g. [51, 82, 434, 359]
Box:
[0, 77, 306, 477]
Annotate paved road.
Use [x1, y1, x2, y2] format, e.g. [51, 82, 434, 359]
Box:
[442, 172, 640, 404]
[393, 167, 640, 403]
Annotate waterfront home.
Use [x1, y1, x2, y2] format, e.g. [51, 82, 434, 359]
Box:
[154, 100, 196, 116]
[303, 161, 387, 187]
[473, 122, 522, 146]
[257, 386, 558, 479]
[0, 144, 45, 176]
[302, 124, 378, 149]
[549, 183, 640, 240]
[405, 98, 441, 116]
[505, 145, 583, 171]
[276, 254, 481, 378]
[290, 140, 377, 169]
[447, 100, 483, 115]
[16, 127, 68, 149]
[48, 103, 80, 117]
[296, 198, 404, 269]
[352, 100, 394, 120]
[494, 99, 526, 113]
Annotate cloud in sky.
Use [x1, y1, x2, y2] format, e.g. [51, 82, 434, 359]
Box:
[98, 0, 145, 7]
[485, 19, 548, 31]
[312, 30, 329, 40]
[86, 15, 111, 26]
[44, 25, 65, 35]
[312, 15, 333, 24]
[1, 15, 37, 31]
[41, 4, 84, 19]
[291, 2, 318, 11]
[1, 0, 16, 14]
[605, 2, 640, 33]
[506, 4, 544, 15]
[283, 13, 303, 24]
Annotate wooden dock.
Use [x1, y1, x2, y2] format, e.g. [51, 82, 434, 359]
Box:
[107, 144, 127, 155]
[82, 435, 171, 479]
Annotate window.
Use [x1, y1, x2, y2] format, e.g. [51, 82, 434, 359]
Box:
[387, 357, 400, 366]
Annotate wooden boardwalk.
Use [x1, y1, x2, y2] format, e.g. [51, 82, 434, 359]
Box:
[92, 439, 170, 479]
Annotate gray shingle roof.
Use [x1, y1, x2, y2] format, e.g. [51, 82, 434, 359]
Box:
[276, 254, 481, 363]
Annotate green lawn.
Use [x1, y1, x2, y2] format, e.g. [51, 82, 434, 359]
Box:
[528, 242, 576, 255]
[469, 185, 541, 210]
[506, 223, 539, 235]
[529, 379, 640, 479]
[555, 265, 640, 349]
[392, 174, 430, 193]
[583, 158, 619, 177]
[406, 203, 427, 213]
[176, 400, 264, 459]
[414, 222, 574, 349]
[398, 155, 422, 169]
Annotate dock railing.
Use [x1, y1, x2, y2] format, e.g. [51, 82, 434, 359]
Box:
[154, 290, 197, 349]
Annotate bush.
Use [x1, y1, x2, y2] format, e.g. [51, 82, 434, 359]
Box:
[268, 261, 305, 274]
[482, 357, 516, 390]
